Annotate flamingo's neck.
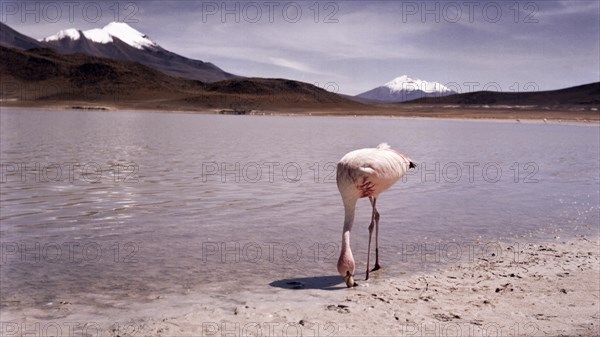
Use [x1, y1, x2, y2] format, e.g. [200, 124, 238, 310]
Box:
[341, 200, 356, 250]
[338, 198, 357, 276]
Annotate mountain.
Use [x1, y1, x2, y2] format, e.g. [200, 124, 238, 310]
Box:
[0, 45, 199, 101]
[409, 82, 600, 106]
[0, 22, 47, 49]
[356, 75, 455, 103]
[38, 22, 238, 83]
[0, 45, 363, 111]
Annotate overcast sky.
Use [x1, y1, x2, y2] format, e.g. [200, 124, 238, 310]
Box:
[3, 0, 599, 95]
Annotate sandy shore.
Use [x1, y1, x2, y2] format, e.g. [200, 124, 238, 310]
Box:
[6, 236, 596, 336]
[133, 236, 596, 337]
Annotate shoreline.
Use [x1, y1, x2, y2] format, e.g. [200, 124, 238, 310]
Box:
[163, 236, 600, 337]
[3, 236, 598, 336]
[2, 104, 599, 125]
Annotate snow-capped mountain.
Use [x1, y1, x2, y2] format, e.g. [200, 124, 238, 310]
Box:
[356, 75, 455, 102]
[39, 22, 237, 83]
[42, 22, 157, 49]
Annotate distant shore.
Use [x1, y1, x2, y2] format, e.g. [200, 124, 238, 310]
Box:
[2, 102, 599, 123]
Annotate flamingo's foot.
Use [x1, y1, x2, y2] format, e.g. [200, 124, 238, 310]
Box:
[371, 263, 382, 272]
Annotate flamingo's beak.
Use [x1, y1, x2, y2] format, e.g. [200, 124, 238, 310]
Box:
[344, 272, 358, 288]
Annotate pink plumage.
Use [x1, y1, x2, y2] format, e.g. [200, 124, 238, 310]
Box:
[336, 143, 415, 287]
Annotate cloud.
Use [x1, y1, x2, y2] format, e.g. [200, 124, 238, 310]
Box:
[267, 57, 322, 75]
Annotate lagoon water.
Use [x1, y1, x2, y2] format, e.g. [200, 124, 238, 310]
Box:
[1, 108, 598, 315]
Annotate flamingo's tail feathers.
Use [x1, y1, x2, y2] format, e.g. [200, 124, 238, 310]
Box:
[409, 162, 416, 169]
[376, 143, 391, 150]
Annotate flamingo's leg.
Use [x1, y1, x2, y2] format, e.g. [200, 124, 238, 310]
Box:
[372, 197, 381, 271]
[366, 196, 376, 280]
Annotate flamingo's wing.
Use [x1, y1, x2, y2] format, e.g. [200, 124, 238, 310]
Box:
[359, 166, 376, 175]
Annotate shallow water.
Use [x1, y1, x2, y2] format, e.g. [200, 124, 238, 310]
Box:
[1, 108, 598, 312]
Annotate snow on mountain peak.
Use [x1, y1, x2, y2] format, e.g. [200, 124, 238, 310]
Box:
[41, 22, 156, 49]
[82, 28, 113, 44]
[42, 28, 81, 41]
[101, 22, 156, 49]
[384, 75, 451, 93]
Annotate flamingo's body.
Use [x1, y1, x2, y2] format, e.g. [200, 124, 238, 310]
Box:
[336, 143, 415, 287]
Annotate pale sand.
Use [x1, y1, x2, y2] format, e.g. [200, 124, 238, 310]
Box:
[3, 237, 598, 336]
[148, 237, 599, 337]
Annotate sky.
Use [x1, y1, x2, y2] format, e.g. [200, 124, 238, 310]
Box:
[2, 0, 599, 95]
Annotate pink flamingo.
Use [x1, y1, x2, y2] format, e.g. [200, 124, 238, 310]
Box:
[336, 143, 415, 287]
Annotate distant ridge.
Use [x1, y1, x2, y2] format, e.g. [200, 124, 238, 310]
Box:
[409, 82, 600, 106]
[0, 22, 47, 49]
[0, 45, 364, 111]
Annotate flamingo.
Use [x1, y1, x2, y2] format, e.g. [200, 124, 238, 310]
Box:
[336, 143, 415, 288]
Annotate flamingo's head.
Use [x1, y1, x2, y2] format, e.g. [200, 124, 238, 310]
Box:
[338, 250, 357, 288]
[343, 272, 357, 288]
